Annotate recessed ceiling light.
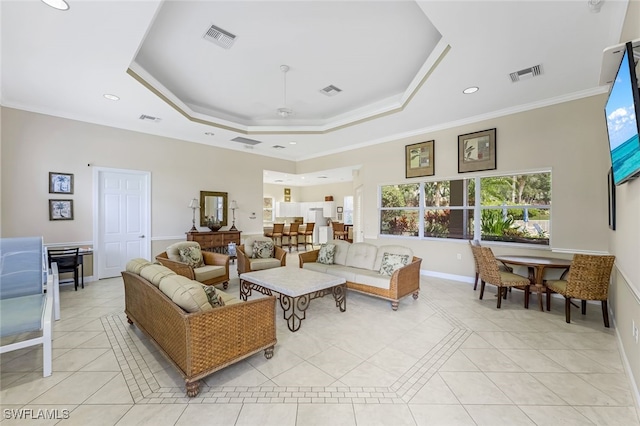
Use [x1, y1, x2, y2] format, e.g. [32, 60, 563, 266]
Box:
[204, 132, 215, 136]
[103, 94, 119, 101]
[463, 86, 479, 94]
[289, 141, 297, 145]
[41, 0, 69, 10]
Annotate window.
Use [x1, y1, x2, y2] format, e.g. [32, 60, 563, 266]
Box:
[480, 173, 550, 244]
[263, 197, 274, 223]
[380, 184, 420, 236]
[343, 196, 354, 224]
[379, 171, 551, 245]
[423, 180, 474, 239]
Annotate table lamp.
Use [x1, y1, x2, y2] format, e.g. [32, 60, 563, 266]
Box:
[188, 198, 199, 232]
[229, 200, 238, 231]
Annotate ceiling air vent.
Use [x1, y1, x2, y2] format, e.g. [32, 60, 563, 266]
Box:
[139, 114, 161, 122]
[509, 64, 543, 82]
[203, 24, 236, 49]
[320, 85, 342, 97]
[231, 136, 262, 146]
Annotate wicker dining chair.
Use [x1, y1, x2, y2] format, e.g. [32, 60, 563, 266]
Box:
[476, 246, 531, 309]
[468, 240, 512, 291]
[545, 254, 615, 327]
[298, 222, 315, 250]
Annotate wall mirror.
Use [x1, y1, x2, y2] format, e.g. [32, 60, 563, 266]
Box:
[200, 191, 228, 227]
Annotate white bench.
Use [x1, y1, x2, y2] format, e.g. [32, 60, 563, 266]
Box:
[0, 237, 54, 377]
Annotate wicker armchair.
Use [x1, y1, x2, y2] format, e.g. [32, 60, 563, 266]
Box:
[237, 236, 287, 276]
[545, 254, 615, 327]
[156, 241, 230, 289]
[475, 246, 531, 309]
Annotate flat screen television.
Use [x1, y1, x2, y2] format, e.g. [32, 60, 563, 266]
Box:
[605, 41, 640, 186]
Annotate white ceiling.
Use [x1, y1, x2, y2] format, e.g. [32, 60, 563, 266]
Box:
[0, 0, 630, 184]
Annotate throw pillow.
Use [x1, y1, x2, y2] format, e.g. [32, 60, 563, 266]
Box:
[252, 240, 274, 259]
[379, 252, 410, 276]
[202, 284, 225, 308]
[178, 245, 204, 268]
[317, 243, 336, 265]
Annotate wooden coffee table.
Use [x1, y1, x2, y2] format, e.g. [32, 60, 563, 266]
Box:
[240, 267, 346, 332]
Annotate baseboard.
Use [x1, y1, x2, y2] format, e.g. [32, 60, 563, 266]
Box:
[612, 312, 640, 413]
[421, 269, 475, 284]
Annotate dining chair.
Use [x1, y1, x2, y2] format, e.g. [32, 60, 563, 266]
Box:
[468, 240, 512, 291]
[476, 246, 530, 309]
[265, 223, 285, 247]
[282, 222, 300, 252]
[47, 247, 81, 290]
[298, 222, 315, 251]
[545, 254, 615, 327]
[332, 222, 347, 240]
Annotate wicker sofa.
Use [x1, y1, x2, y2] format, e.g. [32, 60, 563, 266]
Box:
[298, 240, 422, 310]
[122, 259, 276, 397]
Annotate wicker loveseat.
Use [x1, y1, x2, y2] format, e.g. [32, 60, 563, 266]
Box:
[298, 240, 422, 310]
[122, 259, 276, 397]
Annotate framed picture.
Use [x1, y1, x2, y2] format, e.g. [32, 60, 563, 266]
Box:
[458, 128, 497, 173]
[337, 206, 343, 213]
[284, 188, 291, 195]
[49, 172, 74, 194]
[49, 199, 74, 221]
[405, 140, 434, 178]
[608, 167, 616, 230]
[284, 195, 291, 202]
[337, 213, 343, 221]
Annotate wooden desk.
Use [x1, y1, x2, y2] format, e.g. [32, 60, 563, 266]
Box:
[496, 255, 572, 311]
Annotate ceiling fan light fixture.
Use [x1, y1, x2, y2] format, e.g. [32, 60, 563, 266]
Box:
[277, 65, 293, 118]
[41, 0, 70, 10]
[277, 107, 292, 118]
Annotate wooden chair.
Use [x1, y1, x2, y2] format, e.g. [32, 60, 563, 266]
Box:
[282, 222, 300, 252]
[545, 254, 615, 327]
[265, 223, 284, 247]
[298, 222, 315, 250]
[47, 247, 81, 290]
[332, 222, 347, 240]
[475, 246, 530, 309]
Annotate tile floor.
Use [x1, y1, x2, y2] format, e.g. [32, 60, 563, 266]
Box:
[1, 252, 639, 425]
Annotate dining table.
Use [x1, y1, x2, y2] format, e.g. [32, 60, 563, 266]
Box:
[495, 255, 572, 311]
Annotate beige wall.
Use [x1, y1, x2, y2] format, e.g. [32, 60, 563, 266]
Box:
[609, 0, 640, 403]
[0, 108, 295, 255]
[299, 95, 611, 273]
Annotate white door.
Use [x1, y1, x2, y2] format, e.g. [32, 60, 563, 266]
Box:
[94, 168, 150, 279]
[354, 185, 364, 242]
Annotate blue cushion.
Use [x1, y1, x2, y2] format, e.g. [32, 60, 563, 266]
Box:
[0, 294, 45, 337]
[0, 237, 45, 299]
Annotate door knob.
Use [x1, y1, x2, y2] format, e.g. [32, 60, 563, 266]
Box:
[139, 235, 145, 238]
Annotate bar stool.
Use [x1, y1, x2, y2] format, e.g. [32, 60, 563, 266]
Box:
[298, 223, 315, 251]
[265, 223, 284, 247]
[283, 222, 300, 252]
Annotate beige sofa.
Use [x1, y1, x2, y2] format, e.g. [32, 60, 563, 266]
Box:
[298, 240, 422, 310]
[122, 259, 276, 397]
